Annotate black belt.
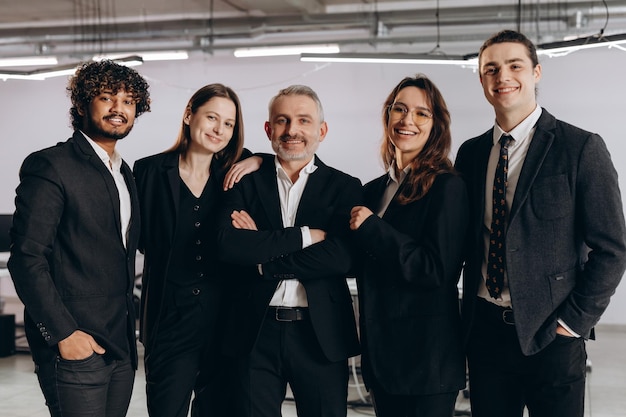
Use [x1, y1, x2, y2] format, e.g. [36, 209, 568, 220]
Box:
[476, 297, 515, 325]
[267, 306, 309, 322]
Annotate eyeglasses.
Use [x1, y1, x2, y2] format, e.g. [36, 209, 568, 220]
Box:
[388, 103, 433, 126]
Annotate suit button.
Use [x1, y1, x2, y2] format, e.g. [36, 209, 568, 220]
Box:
[192, 288, 201, 295]
[37, 323, 44, 328]
[41, 331, 49, 337]
[44, 335, 51, 341]
[40, 327, 47, 332]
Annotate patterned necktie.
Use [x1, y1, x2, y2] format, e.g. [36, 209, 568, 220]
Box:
[486, 134, 512, 299]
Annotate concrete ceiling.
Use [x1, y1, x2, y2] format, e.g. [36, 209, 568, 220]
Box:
[1, 0, 625, 62]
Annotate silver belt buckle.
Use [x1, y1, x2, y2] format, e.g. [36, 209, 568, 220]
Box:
[502, 309, 514, 325]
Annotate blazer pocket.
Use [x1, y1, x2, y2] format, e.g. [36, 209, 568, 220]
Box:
[531, 174, 573, 220]
[546, 267, 577, 308]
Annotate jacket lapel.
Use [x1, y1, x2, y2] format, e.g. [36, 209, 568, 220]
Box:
[296, 156, 331, 224]
[121, 161, 140, 253]
[163, 153, 181, 222]
[72, 132, 124, 243]
[473, 131, 493, 224]
[366, 175, 390, 217]
[509, 109, 556, 221]
[254, 157, 284, 229]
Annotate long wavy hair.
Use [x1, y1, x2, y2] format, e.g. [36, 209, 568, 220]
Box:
[167, 83, 244, 170]
[381, 74, 454, 204]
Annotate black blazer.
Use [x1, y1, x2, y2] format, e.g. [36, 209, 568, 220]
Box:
[132, 151, 241, 350]
[455, 108, 626, 355]
[9, 132, 140, 367]
[216, 154, 362, 362]
[353, 172, 468, 396]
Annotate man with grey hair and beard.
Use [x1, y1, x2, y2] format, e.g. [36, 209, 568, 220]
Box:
[217, 85, 362, 417]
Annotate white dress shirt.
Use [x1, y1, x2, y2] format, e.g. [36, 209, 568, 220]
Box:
[478, 106, 580, 337]
[82, 132, 131, 249]
[479, 105, 541, 307]
[268, 156, 317, 307]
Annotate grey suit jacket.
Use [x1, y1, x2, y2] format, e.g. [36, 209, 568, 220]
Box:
[455, 108, 626, 355]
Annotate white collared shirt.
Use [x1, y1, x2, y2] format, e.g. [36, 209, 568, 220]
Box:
[268, 156, 318, 307]
[377, 165, 409, 217]
[81, 132, 131, 249]
[479, 105, 542, 307]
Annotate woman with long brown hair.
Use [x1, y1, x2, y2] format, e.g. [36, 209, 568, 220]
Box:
[349, 74, 469, 417]
[134, 83, 253, 417]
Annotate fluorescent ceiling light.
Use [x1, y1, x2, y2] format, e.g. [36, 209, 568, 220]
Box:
[234, 44, 340, 58]
[0, 57, 58, 67]
[301, 52, 476, 67]
[93, 51, 188, 61]
[300, 32, 626, 66]
[141, 51, 188, 61]
[0, 55, 143, 81]
[90, 55, 144, 67]
[538, 33, 626, 57]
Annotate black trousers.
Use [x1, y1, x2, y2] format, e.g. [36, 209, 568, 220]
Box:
[467, 298, 587, 417]
[35, 352, 134, 417]
[231, 314, 349, 417]
[369, 380, 458, 417]
[145, 282, 230, 417]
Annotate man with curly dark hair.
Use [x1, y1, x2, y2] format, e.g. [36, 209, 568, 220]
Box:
[8, 60, 151, 417]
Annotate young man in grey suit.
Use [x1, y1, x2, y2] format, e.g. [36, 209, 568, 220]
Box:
[9, 60, 150, 417]
[455, 30, 626, 417]
[217, 85, 362, 417]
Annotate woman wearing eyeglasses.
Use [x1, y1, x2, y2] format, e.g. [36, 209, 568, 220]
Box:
[349, 74, 469, 417]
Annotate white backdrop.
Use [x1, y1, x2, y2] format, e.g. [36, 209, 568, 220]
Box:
[1, 47, 625, 324]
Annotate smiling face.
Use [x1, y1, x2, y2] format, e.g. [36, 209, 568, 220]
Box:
[386, 86, 433, 169]
[184, 96, 236, 156]
[265, 94, 327, 164]
[81, 89, 137, 142]
[479, 41, 542, 128]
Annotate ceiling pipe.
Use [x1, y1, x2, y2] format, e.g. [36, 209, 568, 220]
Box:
[0, 3, 625, 59]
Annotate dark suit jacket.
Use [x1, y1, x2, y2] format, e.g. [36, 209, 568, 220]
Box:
[216, 154, 361, 363]
[455, 108, 626, 355]
[8, 131, 140, 367]
[133, 151, 245, 350]
[353, 172, 468, 396]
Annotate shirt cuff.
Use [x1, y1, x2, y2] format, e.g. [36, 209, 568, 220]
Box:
[301, 226, 312, 249]
[557, 319, 581, 338]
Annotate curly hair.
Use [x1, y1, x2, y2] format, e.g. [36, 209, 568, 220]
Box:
[167, 83, 244, 170]
[381, 74, 454, 204]
[67, 60, 151, 130]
